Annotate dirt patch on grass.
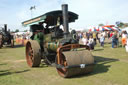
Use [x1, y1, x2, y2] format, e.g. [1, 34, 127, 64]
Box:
[4, 59, 26, 63]
[120, 59, 128, 63]
[14, 59, 26, 63]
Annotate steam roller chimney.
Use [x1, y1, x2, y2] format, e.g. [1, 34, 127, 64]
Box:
[62, 4, 69, 38]
[4, 24, 7, 32]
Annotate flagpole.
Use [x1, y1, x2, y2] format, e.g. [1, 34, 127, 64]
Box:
[30, 6, 36, 19]
[31, 9, 32, 19]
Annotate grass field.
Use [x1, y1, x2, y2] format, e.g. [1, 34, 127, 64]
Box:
[0, 42, 128, 85]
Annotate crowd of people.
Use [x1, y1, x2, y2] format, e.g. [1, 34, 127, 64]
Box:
[80, 30, 128, 51]
[13, 30, 128, 52]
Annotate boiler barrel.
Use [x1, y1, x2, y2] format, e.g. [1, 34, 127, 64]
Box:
[46, 42, 59, 52]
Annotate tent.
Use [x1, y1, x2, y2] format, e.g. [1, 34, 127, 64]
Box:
[89, 26, 112, 31]
[102, 27, 112, 31]
[88, 25, 120, 32]
[89, 27, 96, 32]
[99, 26, 120, 31]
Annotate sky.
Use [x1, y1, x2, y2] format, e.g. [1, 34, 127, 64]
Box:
[0, 0, 128, 31]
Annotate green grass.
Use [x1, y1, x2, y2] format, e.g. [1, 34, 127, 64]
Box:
[0, 42, 128, 85]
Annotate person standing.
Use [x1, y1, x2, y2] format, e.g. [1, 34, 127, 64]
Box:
[125, 37, 128, 52]
[97, 32, 101, 43]
[80, 33, 82, 39]
[122, 31, 127, 47]
[110, 31, 114, 38]
[88, 36, 94, 50]
[107, 31, 110, 39]
[102, 31, 106, 39]
[111, 32, 117, 48]
[82, 35, 88, 45]
[86, 31, 90, 40]
[93, 32, 97, 45]
[100, 34, 105, 47]
[115, 31, 120, 47]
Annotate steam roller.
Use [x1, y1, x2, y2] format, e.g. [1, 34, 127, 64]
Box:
[0, 24, 14, 48]
[22, 4, 95, 78]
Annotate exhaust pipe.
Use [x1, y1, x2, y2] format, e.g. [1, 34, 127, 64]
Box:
[62, 4, 69, 38]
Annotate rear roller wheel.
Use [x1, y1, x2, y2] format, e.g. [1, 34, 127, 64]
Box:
[56, 50, 94, 78]
[26, 40, 41, 67]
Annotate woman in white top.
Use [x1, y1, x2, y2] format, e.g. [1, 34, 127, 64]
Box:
[82, 34, 88, 45]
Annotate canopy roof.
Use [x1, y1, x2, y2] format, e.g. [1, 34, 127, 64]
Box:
[22, 10, 78, 27]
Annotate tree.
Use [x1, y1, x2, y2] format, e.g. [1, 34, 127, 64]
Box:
[15, 29, 19, 32]
[117, 22, 124, 28]
[116, 21, 125, 28]
[124, 23, 128, 27]
[24, 30, 28, 32]
[98, 23, 104, 26]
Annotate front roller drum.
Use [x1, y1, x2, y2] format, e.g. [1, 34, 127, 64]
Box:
[26, 40, 41, 67]
[56, 50, 94, 78]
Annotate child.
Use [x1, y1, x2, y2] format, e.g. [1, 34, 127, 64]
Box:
[88, 36, 94, 50]
[100, 34, 105, 47]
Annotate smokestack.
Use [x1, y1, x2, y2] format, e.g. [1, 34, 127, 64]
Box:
[4, 24, 7, 32]
[62, 4, 69, 38]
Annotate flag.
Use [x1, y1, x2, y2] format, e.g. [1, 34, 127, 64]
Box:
[30, 6, 36, 10]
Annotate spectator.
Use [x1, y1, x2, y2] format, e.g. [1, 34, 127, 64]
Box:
[125, 37, 128, 52]
[88, 36, 94, 50]
[102, 31, 106, 39]
[93, 32, 97, 45]
[111, 32, 117, 48]
[89, 32, 93, 37]
[79, 33, 82, 39]
[97, 32, 101, 43]
[100, 34, 105, 47]
[86, 31, 90, 40]
[122, 31, 127, 47]
[82, 35, 88, 45]
[110, 31, 114, 38]
[107, 31, 110, 39]
[115, 31, 120, 47]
